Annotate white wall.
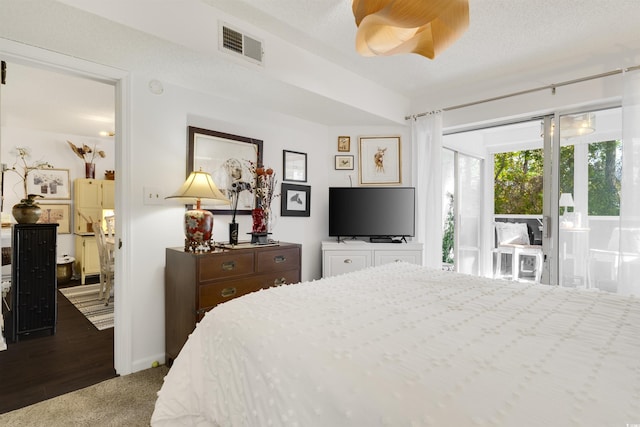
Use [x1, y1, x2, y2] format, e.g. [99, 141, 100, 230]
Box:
[1, 127, 115, 257]
[127, 75, 336, 370]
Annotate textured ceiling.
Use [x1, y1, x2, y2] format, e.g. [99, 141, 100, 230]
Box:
[2, 0, 640, 136]
[211, 0, 640, 105]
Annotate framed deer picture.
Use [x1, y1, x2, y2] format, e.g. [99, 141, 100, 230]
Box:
[358, 136, 401, 185]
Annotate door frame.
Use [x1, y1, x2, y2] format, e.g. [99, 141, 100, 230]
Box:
[0, 38, 133, 374]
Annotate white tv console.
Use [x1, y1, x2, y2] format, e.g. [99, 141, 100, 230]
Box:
[322, 240, 424, 278]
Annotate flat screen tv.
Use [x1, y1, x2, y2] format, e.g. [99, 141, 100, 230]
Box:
[329, 187, 415, 242]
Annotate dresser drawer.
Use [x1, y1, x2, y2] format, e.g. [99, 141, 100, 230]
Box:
[198, 252, 254, 282]
[255, 268, 301, 288]
[256, 247, 300, 273]
[198, 276, 265, 309]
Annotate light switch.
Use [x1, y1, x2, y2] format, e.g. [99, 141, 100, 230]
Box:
[143, 186, 164, 205]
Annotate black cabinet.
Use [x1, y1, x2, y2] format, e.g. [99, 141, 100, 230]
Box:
[10, 224, 58, 342]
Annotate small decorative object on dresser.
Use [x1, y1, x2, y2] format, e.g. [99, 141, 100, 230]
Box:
[11, 194, 43, 224]
[6, 147, 55, 223]
[248, 163, 278, 244]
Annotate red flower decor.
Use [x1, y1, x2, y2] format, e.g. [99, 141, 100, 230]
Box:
[246, 161, 279, 209]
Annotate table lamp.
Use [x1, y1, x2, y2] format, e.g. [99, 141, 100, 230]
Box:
[166, 169, 229, 252]
[559, 193, 574, 216]
[559, 193, 575, 228]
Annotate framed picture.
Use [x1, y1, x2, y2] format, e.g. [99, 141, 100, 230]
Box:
[338, 136, 350, 152]
[358, 136, 401, 185]
[26, 168, 70, 199]
[283, 150, 307, 182]
[188, 126, 263, 214]
[37, 203, 71, 234]
[280, 183, 310, 217]
[335, 155, 354, 170]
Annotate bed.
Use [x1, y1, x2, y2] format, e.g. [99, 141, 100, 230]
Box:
[151, 262, 640, 426]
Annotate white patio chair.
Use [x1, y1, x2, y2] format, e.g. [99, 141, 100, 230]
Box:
[493, 222, 543, 283]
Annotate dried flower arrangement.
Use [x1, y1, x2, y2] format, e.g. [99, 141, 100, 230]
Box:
[246, 161, 279, 209]
[7, 147, 54, 200]
[67, 140, 106, 165]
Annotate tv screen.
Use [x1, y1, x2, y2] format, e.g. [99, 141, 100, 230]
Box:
[328, 187, 415, 240]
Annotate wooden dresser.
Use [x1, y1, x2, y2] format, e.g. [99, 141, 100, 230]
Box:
[165, 242, 301, 365]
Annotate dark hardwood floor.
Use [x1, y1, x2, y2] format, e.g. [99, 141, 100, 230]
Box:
[0, 278, 116, 414]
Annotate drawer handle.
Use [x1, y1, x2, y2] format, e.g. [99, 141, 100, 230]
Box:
[274, 255, 286, 263]
[274, 277, 287, 286]
[221, 261, 236, 271]
[344, 259, 353, 264]
[221, 287, 237, 298]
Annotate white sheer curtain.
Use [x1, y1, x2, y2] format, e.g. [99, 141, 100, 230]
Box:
[618, 68, 640, 295]
[411, 113, 443, 268]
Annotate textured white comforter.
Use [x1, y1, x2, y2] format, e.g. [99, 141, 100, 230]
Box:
[152, 262, 640, 426]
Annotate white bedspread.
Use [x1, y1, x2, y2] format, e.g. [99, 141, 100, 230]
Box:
[152, 262, 640, 426]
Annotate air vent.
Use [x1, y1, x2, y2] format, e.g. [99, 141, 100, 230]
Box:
[219, 23, 263, 65]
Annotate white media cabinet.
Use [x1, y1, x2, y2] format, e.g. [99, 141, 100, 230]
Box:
[322, 240, 424, 278]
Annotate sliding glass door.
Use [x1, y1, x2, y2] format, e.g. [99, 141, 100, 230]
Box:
[441, 148, 483, 275]
[557, 108, 623, 290]
[443, 106, 626, 291]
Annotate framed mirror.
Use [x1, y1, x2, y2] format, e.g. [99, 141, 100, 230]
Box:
[188, 126, 263, 215]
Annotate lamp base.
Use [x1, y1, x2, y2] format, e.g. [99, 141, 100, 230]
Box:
[184, 208, 214, 252]
[184, 238, 215, 253]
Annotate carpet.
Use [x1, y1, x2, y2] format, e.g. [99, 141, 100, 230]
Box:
[0, 365, 169, 427]
[59, 283, 114, 330]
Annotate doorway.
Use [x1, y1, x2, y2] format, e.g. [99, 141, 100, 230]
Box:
[0, 57, 119, 408]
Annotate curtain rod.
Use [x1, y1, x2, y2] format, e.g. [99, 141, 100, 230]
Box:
[405, 64, 640, 121]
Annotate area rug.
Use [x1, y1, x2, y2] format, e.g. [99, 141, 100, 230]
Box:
[59, 283, 114, 330]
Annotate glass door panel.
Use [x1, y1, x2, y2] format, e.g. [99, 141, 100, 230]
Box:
[457, 154, 482, 275]
[491, 120, 546, 283]
[557, 108, 622, 290]
[442, 148, 455, 270]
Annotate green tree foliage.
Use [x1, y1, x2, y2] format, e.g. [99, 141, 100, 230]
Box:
[442, 192, 454, 264]
[494, 140, 621, 217]
[494, 149, 544, 214]
[588, 140, 620, 215]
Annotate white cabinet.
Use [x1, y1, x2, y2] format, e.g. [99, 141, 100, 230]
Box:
[322, 241, 423, 278]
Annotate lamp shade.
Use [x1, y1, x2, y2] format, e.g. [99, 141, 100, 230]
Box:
[559, 193, 574, 207]
[166, 169, 229, 251]
[166, 169, 228, 204]
[353, 0, 469, 59]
